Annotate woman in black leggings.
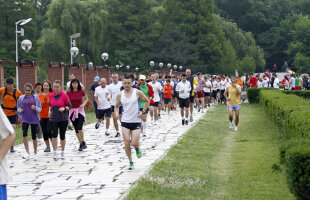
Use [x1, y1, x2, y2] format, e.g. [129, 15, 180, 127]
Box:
[49, 80, 71, 160]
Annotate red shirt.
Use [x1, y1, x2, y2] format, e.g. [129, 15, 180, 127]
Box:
[67, 90, 86, 108]
[163, 84, 173, 98]
[282, 78, 286, 87]
[249, 77, 258, 88]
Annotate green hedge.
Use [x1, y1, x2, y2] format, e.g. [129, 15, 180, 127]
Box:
[247, 87, 275, 103]
[259, 90, 310, 200]
[259, 90, 310, 139]
[282, 90, 310, 99]
[284, 145, 310, 200]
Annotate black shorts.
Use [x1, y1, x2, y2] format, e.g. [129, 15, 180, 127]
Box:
[98, 108, 112, 119]
[190, 96, 195, 103]
[121, 122, 141, 131]
[212, 90, 217, 98]
[179, 98, 190, 108]
[22, 122, 38, 140]
[150, 102, 159, 107]
[70, 113, 84, 133]
[173, 92, 179, 99]
[204, 92, 211, 97]
[7, 115, 17, 125]
[164, 98, 172, 104]
[111, 105, 123, 115]
[139, 108, 149, 114]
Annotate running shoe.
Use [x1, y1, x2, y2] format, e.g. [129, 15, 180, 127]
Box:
[10, 146, 15, 153]
[158, 114, 161, 119]
[82, 141, 87, 149]
[234, 126, 238, 131]
[182, 119, 185, 125]
[129, 162, 134, 170]
[95, 122, 100, 129]
[61, 151, 65, 160]
[33, 154, 38, 161]
[229, 122, 233, 130]
[44, 146, 51, 152]
[23, 153, 30, 160]
[154, 121, 158, 125]
[115, 132, 120, 137]
[105, 131, 110, 136]
[53, 151, 58, 160]
[185, 120, 188, 125]
[142, 131, 146, 137]
[68, 124, 73, 130]
[198, 107, 201, 112]
[136, 148, 142, 158]
[190, 115, 193, 122]
[78, 144, 83, 151]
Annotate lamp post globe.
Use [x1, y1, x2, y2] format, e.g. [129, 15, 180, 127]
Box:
[70, 47, 79, 57]
[173, 65, 177, 70]
[159, 62, 163, 68]
[21, 39, 32, 53]
[116, 65, 120, 70]
[150, 61, 154, 67]
[135, 67, 139, 72]
[101, 52, 109, 61]
[88, 62, 93, 68]
[126, 65, 130, 70]
[167, 63, 172, 68]
[179, 66, 183, 70]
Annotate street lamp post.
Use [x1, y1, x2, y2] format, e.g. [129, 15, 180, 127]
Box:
[101, 52, 109, 68]
[21, 39, 32, 62]
[70, 47, 79, 65]
[15, 18, 32, 90]
[126, 65, 130, 71]
[70, 33, 81, 64]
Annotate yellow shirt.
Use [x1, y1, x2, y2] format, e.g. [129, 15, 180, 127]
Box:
[191, 77, 198, 96]
[226, 84, 241, 106]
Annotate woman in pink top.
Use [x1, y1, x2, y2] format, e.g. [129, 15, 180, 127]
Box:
[49, 80, 71, 160]
[67, 79, 88, 151]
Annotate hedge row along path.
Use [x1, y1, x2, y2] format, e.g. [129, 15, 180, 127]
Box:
[6, 108, 205, 200]
[125, 104, 294, 200]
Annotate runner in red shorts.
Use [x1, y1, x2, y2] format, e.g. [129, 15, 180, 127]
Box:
[195, 72, 206, 113]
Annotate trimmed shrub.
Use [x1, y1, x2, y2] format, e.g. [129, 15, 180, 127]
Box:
[282, 90, 310, 99]
[247, 87, 275, 103]
[284, 145, 310, 200]
[280, 139, 310, 165]
[259, 90, 310, 139]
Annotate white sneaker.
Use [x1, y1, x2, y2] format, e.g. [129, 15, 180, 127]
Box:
[229, 123, 233, 130]
[234, 126, 238, 131]
[61, 151, 65, 160]
[23, 153, 30, 160]
[154, 121, 158, 125]
[53, 151, 58, 160]
[33, 153, 38, 161]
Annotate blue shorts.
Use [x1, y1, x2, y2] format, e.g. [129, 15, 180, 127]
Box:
[227, 104, 241, 111]
[0, 185, 7, 200]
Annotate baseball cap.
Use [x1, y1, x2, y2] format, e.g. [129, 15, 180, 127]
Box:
[139, 75, 146, 80]
[94, 76, 100, 82]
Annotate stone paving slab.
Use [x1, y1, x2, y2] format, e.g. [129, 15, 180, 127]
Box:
[7, 108, 207, 200]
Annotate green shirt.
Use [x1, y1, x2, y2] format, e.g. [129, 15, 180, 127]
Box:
[139, 84, 149, 108]
[295, 77, 300, 87]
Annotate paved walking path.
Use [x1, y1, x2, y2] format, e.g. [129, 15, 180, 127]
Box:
[7, 108, 207, 200]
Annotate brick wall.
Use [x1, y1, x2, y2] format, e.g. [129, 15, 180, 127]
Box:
[0, 61, 8, 88]
[47, 63, 65, 91]
[67, 64, 85, 86]
[84, 67, 99, 92]
[98, 68, 111, 84]
[15, 62, 38, 91]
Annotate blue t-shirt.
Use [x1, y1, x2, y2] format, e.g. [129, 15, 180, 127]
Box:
[173, 81, 178, 93]
[90, 83, 99, 96]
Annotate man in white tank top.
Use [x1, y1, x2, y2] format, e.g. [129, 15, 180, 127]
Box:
[115, 74, 150, 170]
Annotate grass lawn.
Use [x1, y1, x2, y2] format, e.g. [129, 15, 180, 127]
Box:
[125, 104, 294, 200]
[14, 110, 97, 146]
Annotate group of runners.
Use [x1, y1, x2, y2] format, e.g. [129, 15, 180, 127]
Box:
[0, 69, 243, 198]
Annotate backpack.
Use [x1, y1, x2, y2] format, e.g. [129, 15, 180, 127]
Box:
[1, 87, 17, 110]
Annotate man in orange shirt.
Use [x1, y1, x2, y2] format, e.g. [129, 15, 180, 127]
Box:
[0, 78, 22, 152]
[163, 79, 173, 115]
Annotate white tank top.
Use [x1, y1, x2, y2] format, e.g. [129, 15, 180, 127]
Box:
[121, 89, 141, 123]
